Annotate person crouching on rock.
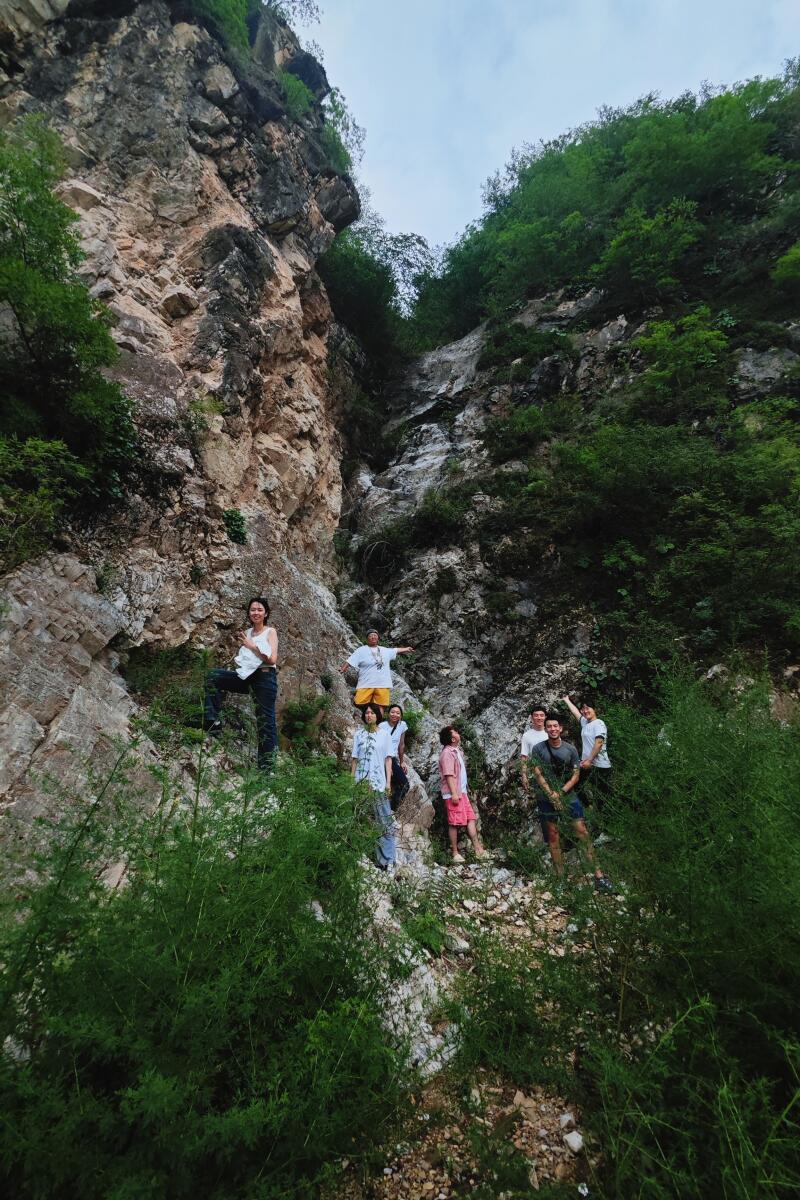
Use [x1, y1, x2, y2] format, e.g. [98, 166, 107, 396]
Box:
[351, 703, 397, 871]
[438, 725, 486, 864]
[203, 597, 278, 773]
[379, 702, 410, 811]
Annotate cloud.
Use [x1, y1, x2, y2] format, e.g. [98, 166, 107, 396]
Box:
[311, 0, 799, 245]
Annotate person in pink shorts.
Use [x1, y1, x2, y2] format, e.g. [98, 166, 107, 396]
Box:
[438, 725, 486, 864]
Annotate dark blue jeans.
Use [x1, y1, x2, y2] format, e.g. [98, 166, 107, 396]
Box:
[204, 668, 278, 771]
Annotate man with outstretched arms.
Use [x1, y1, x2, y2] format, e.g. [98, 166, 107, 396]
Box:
[532, 712, 613, 893]
[339, 629, 413, 709]
[520, 703, 548, 797]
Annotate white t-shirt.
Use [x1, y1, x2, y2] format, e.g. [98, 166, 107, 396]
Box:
[234, 627, 275, 680]
[351, 726, 393, 793]
[521, 727, 548, 756]
[378, 719, 408, 757]
[346, 645, 398, 689]
[580, 716, 611, 768]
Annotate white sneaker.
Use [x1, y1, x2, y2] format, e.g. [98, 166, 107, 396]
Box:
[451, 852, 466, 864]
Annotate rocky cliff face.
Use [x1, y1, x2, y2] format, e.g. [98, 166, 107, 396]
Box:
[0, 0, 363, 823]
[343, 294, 653, 795]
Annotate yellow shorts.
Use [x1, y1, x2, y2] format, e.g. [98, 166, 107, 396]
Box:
[353, 687, 391, 709]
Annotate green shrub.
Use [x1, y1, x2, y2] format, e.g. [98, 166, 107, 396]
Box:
[321, 87, 364, 174]
[429, 565, 459, 602]
[0, 118, 138, 569]
[278, 68, 314, 118]
[631, 305, 731, 422]
[0, 755, 411, 1199]
[0, 437, 88, 570]
[477, 323, 572, 378]
[402, 706, 424, 740]
[483, 404, 548, 462]
[772, 239, 800, 290]
[223, 508, 247, 544]
[454, 673, 800, 1198]
[123, 643, 210, 747]
[594, 197, 703, 301]
[182, 0, 250, 49]
[280, 692, 330, 755]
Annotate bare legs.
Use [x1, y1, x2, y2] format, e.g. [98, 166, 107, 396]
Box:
[544, 817, 602, 878]
[448, 819, 484, 859]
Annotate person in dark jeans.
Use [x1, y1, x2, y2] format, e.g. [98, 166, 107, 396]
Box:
[204, 597, 278, 772]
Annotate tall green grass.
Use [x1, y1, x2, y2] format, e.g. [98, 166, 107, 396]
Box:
[454, 672, 800, 1198]
[0, 751, 411, 1199]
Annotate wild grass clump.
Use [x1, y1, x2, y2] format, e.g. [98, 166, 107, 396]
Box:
[0, 754, 411, 1199]
[453, 672, 800, 1198]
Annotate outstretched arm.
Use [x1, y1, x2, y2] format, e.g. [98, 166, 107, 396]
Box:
[395, 646, 414, 654]
[562, 694, 582, 721]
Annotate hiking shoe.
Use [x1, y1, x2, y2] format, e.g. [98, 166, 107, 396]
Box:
[203, 720, 222, 737]
[594, 874, 615, 895]
[451, 852, 466, 865]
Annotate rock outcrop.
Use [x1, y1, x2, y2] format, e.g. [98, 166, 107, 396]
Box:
[0, 0, 361, 822]
[342, 294, 638, 797]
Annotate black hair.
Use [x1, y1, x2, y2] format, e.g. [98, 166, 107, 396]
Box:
[544, 710, 562, 725]
[388, 702, 404, 718]
[439, 725, 456, 746]
[361, 703, 384, 724]
[578, 697, 599, 711]
[530, 702, 547, 715]
[246, 596, 271, 620]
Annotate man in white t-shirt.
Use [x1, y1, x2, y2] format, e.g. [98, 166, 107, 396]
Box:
[339, 629, 413, 709]
[520, 704, 549, 797]
[563, 694, 613, 808]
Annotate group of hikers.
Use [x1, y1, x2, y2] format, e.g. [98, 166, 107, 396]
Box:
[203, 604, 613, 889]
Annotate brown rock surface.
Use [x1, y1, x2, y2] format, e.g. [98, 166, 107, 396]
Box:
[0, 1, 362, 823]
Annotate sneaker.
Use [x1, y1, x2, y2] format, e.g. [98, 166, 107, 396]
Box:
[203, 719, 222, 736]
[474, 848, 490, 860]
[451, 852, 466, 865]
[594, 874, 615, 895]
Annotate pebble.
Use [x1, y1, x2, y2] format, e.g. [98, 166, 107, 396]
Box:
[558, 1112, 575, 1129]
[564, 1130, 584, 1153]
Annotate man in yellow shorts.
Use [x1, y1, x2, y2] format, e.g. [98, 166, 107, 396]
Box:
[340, 629, 414, 708]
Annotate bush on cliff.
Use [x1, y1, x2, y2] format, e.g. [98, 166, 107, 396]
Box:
[0, 118, 137, 571]
[0, 754, 409, 1199]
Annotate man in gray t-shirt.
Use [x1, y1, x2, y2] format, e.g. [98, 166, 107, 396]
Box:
[531, 713, 613, 892]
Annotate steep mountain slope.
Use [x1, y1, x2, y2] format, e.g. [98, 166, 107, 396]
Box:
[0, 0, 364, 822]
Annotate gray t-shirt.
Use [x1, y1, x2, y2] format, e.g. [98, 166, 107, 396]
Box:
[532, 739, 580, 791]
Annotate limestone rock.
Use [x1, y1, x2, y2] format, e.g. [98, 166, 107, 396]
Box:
[202, 63, 238, 104]
[735, 346, 800, 398]
[159, 284, 198, 318]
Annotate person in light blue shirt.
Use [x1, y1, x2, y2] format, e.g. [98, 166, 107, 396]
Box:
[351, 703, 396, 869]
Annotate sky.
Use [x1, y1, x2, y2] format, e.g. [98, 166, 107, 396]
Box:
[300, 0, 799, 248]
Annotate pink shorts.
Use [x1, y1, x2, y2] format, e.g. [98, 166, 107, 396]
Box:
[444, 791, 476, 827]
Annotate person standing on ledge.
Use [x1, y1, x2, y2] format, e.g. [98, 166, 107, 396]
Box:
[562, 694, 613, 810]
[520, 703, 549, 798]
[204, 597, 278, 773]
[339, 629, 413, 710]
[438, 725, 486, 864]
[531, 712, 613, 892]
